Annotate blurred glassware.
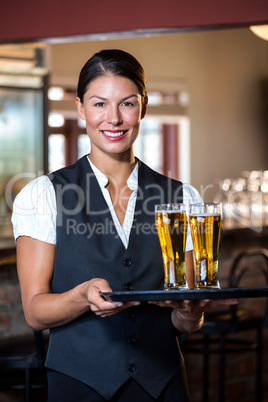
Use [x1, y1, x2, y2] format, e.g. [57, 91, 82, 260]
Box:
[214, 178, 234, 229]
[214, 170, 268, 231]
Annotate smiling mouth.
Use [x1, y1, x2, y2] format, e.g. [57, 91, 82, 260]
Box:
[102, 130, 127, 138]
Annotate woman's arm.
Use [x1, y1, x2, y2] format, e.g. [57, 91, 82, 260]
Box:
[16, 236, 135, 331]
[170, 297, 238, 334]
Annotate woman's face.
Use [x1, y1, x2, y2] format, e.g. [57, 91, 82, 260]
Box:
[76, 74, 147, 158]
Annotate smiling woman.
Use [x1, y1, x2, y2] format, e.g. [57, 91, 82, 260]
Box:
[11, 49, 237, 402]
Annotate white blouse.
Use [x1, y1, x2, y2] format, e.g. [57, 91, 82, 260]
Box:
[11, 157, 203, 250]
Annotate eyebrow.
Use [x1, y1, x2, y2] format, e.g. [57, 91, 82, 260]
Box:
[88, 94, 138, 101]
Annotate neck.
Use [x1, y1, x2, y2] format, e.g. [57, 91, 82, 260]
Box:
[89, 149, 136, 184]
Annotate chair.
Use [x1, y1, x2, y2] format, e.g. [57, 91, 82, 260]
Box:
[181, 248, 268, 402]
[0, 330, 48, 402]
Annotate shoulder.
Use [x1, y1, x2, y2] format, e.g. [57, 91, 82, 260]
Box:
[14, 175, 54, 207]
[13, 175, 55, 215]
[12, 176, 57, 244]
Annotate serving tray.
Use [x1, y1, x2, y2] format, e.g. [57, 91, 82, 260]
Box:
[101, 287, 268, 302]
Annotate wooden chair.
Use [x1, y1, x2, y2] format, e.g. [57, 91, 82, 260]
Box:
[181, 248, 268, 402]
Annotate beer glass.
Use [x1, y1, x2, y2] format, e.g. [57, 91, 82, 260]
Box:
[155, 203, 188, 290]
[189, 203, 223, 289]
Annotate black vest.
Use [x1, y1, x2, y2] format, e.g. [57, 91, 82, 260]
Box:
[45, 156, 188, 400]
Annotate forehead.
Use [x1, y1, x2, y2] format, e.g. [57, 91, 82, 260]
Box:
[86, 75, 140, 95]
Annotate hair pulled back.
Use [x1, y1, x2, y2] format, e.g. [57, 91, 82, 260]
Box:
[77, 49, 147, 104]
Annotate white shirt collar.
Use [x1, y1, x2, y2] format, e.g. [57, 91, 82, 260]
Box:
[87, 156, 138, 192]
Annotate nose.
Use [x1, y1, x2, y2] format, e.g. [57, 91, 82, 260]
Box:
[107, 105, 122, 126]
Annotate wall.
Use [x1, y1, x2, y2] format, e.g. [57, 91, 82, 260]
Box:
[48, 27, 268, 200]
[0, 0, 268, 43]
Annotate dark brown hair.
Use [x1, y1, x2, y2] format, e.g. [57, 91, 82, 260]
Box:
[77, 49, 147, 104]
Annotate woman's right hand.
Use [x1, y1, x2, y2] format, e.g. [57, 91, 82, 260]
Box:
[16, 236, 139, 331]
[82, 277, 139, 318]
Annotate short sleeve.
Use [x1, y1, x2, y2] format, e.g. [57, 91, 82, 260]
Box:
[183, 183, 203, 252]
[11, 176, 57, 244]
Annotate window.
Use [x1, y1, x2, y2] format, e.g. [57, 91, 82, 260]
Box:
[134, 118, 162, 172]
[48, 134, 65, 172]
[78, 134, 91, 159]
[134, 115, 190, 182]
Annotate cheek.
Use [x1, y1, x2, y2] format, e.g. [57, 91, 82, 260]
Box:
[84, 112, 103, 126]
[125, 110, 142, 126]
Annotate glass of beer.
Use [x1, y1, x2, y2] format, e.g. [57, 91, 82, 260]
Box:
[189, 203, 223, 289]
[155, 203, 188, 290]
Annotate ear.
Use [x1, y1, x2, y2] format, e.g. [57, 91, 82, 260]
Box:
[76, 97, 86, 120]
[141, 96, 148, 120]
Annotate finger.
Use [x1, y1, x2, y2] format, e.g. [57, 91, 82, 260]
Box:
[220, 298, 239, 305]
[90, 298, 121, 313]
[148, 300, 188, 311]
[148, 300, 173, 307]
[210, 299, 238, 308]
[100, 293, 112, 302]
[198, 299, 211, 308]
[198, 298, 239, 312]
[182, 300, 195, 308]
[93, 300, 140, 316]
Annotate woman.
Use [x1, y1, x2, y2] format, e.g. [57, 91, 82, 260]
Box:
[12, 49, 237, 402]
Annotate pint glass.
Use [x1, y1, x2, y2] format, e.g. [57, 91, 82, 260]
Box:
[155, 203, 188, 290]
[189, 203, 222, 289]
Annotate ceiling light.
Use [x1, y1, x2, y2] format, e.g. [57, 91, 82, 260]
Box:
[250, 25, 268, 41]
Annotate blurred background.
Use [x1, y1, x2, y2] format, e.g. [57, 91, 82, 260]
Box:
[1, 26, 268, 239]
[0, 1, 268, 401]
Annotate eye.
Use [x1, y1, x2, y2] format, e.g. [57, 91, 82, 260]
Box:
[122, 101, 134, 107]
[94, 102, 105, 107]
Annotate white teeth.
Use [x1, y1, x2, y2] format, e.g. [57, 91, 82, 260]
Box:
[102, 131, 125, 137]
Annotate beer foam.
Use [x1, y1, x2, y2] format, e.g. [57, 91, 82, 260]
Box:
[190, 213, 221, 217]
[159, 210, 184, 214]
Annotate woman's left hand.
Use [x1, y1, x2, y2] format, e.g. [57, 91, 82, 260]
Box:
[148, 298, 238, 333]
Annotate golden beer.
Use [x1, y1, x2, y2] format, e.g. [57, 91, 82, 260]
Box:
[189, 208, 222, 289]
[155, 204, 188, 289]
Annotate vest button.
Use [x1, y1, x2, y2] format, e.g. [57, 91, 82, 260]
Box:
[128, 337, 137, 345]
[125, 283, 134, 291]
[124, 259, 132, 267]
[128, 364, 136, 373]
[127, 310, 136, 319]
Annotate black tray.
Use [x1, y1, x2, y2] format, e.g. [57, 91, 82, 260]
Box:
[101, 287, 268, 302]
